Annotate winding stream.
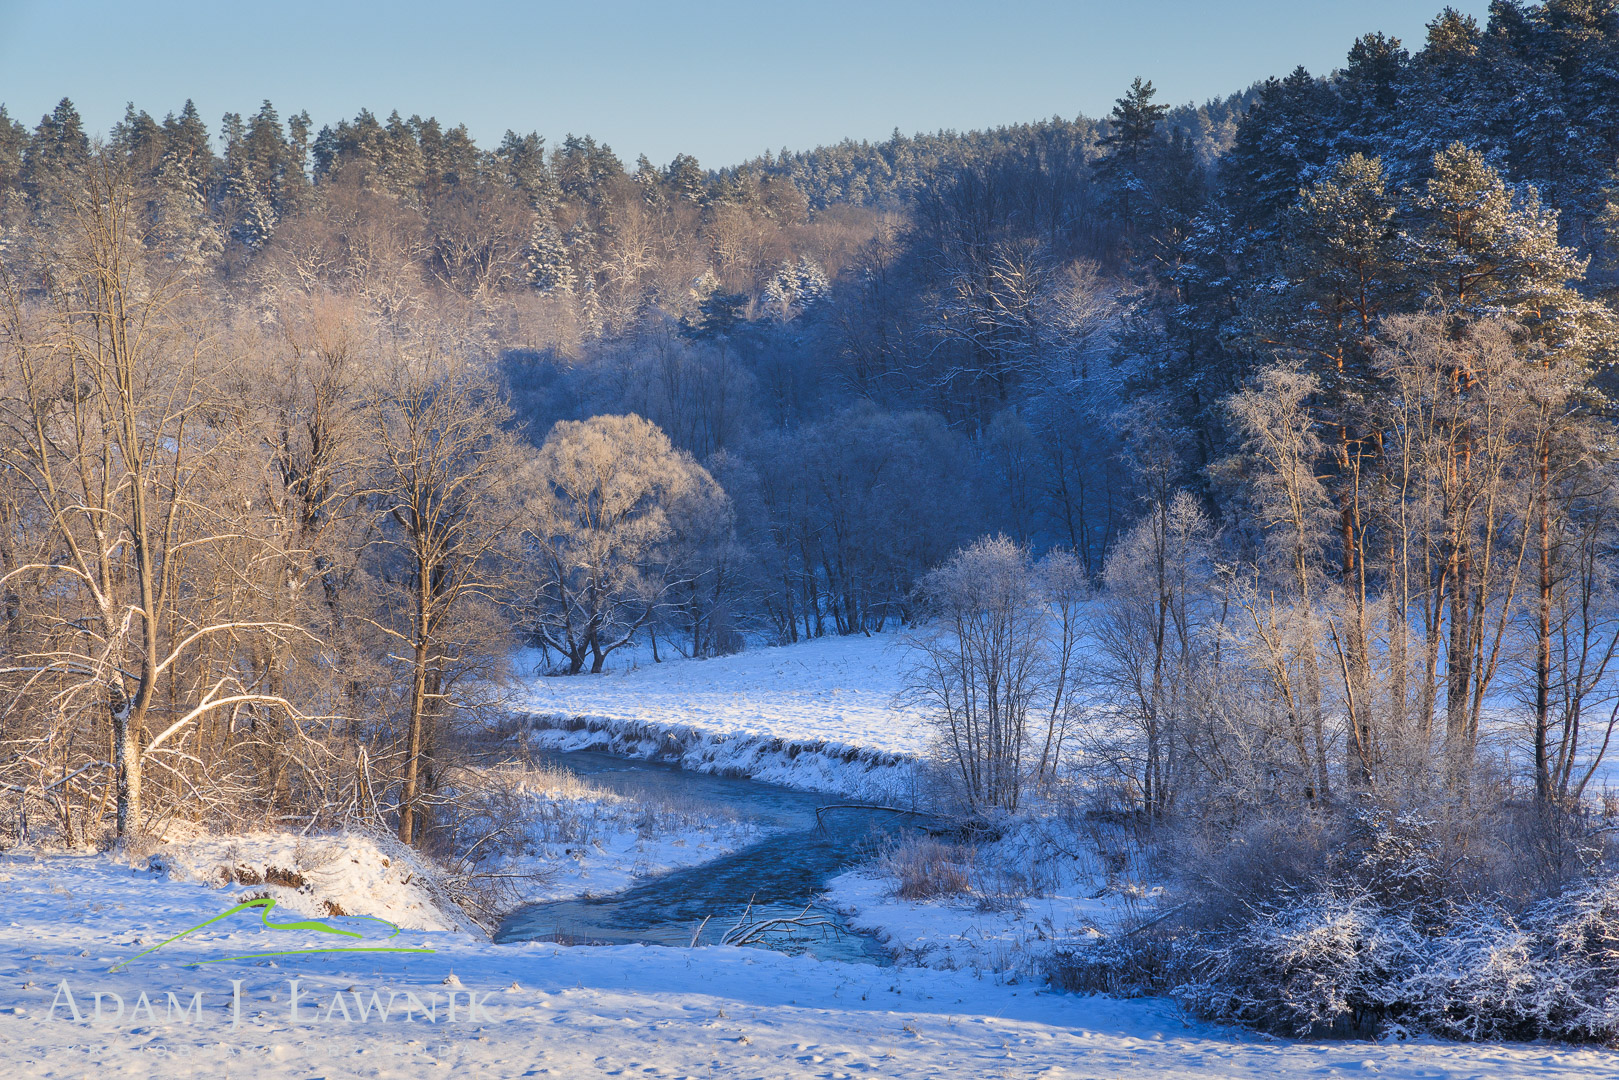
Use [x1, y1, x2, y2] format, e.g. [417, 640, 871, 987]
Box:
[495, 750, 914, 964]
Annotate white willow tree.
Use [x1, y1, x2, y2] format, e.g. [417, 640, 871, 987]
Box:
[524, 414, 732, 674]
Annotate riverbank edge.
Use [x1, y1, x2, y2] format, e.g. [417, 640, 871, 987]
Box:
[515, 712, 919, 801]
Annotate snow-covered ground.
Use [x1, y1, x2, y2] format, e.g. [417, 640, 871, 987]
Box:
[9, 636, 1619, 1076]
[5, 848, 1618, 1079]
[828, 822, 1146, 980]
[140, 764, 762, 936]
[517, 634, 923, 755]
[147, 831, 470, 933]
[517, 635, 928, 798]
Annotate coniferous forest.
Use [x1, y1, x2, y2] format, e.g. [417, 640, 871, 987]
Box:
[12, 1, 1619, 1044]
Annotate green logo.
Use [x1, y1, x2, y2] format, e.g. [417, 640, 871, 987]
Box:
[111, 897, 434, 972]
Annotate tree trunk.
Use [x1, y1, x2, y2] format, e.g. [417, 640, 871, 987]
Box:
[1534, 436, 1553, 802]
[1338, 427, 1374, 786]
[112, 695, 142, 840]
[399, 557, 432, 846]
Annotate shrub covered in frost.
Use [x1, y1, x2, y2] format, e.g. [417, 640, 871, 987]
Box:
[1114, 882, 1619, 1042]
[1177, 891, 1418, 1035]
[1051, 809, 1619, 1043]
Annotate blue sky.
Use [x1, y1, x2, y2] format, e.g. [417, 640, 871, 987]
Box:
[1, 1, 1493, 168]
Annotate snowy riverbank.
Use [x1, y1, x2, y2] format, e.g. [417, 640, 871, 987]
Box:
[5, 845, 1618, 1079]
[517, 635, 926, 800]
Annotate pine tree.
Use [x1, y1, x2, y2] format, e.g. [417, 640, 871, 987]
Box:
[497, 130, 554, 208]
[1223, 67, 1337, 233]
[152, 148, 222, 269]
[162, 101, 213, 179]
[1118, 205, 1250, 483]
[762, 263, 796, 321]
[1384, 8, 1495, 168]
[1512, 0, 1619, 245]
[1427, 7, 1482, 57]
[1099, 77, 1168, 164]
[0, 105, 27, 194]
[22, 98, 90, 210]
[226, 167, 277, 251]
[436, 122, 483, 188]
[663, 153, 707, 203]
[1338, 33, 1408, 152]
[761, 256, 830, 322]
[525, 213, 575, 294]
[380, 110, 426, 197]
[283, 110, 312, 211]
[243, 100, 289, 199]
[220, 104, 287, 250]
[794, 256, 830, 306]
[633, 155, 664, 205]
[1410, 142, 1600, 344]
[111, 103, 164, 175]
[554, 134, 624, 203]
[1095, 77, 1169, 242]
[1268, 153, 1406, 384]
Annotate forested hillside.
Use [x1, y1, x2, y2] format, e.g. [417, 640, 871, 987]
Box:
[5, 0, 1619, 922]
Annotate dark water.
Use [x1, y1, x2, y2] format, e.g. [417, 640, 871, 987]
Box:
[494, 750, 919, 964]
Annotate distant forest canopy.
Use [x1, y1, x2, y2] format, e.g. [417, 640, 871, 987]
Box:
[2, 2, 1617, 611]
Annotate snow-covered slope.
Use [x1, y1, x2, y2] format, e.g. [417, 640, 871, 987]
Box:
[517, 635, 929, 798]
[149, 832, 464, 933]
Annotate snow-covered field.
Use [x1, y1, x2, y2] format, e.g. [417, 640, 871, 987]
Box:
[518, 635, 927, 798]
[519, 637, 921, 756]
[518, 637, 926, 757]
[5, 848, 1618, 1079]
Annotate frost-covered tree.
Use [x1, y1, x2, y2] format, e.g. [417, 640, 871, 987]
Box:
[523, 415, 730, 674]
[224, 166, 277, 251]
[632, 154, 663, 204]
[761, 256, 830, 321]
[495, 129, 554, 208]
[151, 148, 222, 269]
[1411, 142, 1608, 348]
[662, 152, 706, 203]
[523, 213, 574, 294]
[0, 105, 26, 194]
[904, 537, 1088, 812]
[365, 354, 529, 845]
[1089, 492, 1215, 816]
[1269, 153, 1405, 380]
[1223, 67, 1337, 233]
[21, 98, 90, 213]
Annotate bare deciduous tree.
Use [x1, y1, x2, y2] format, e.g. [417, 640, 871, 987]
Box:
[365, 350, 528, 845]
[904, 536, 1088, 813]
[0, 152, 305, 840]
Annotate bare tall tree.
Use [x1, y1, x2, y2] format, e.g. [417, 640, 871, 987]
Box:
[365, 349, 527, 845]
